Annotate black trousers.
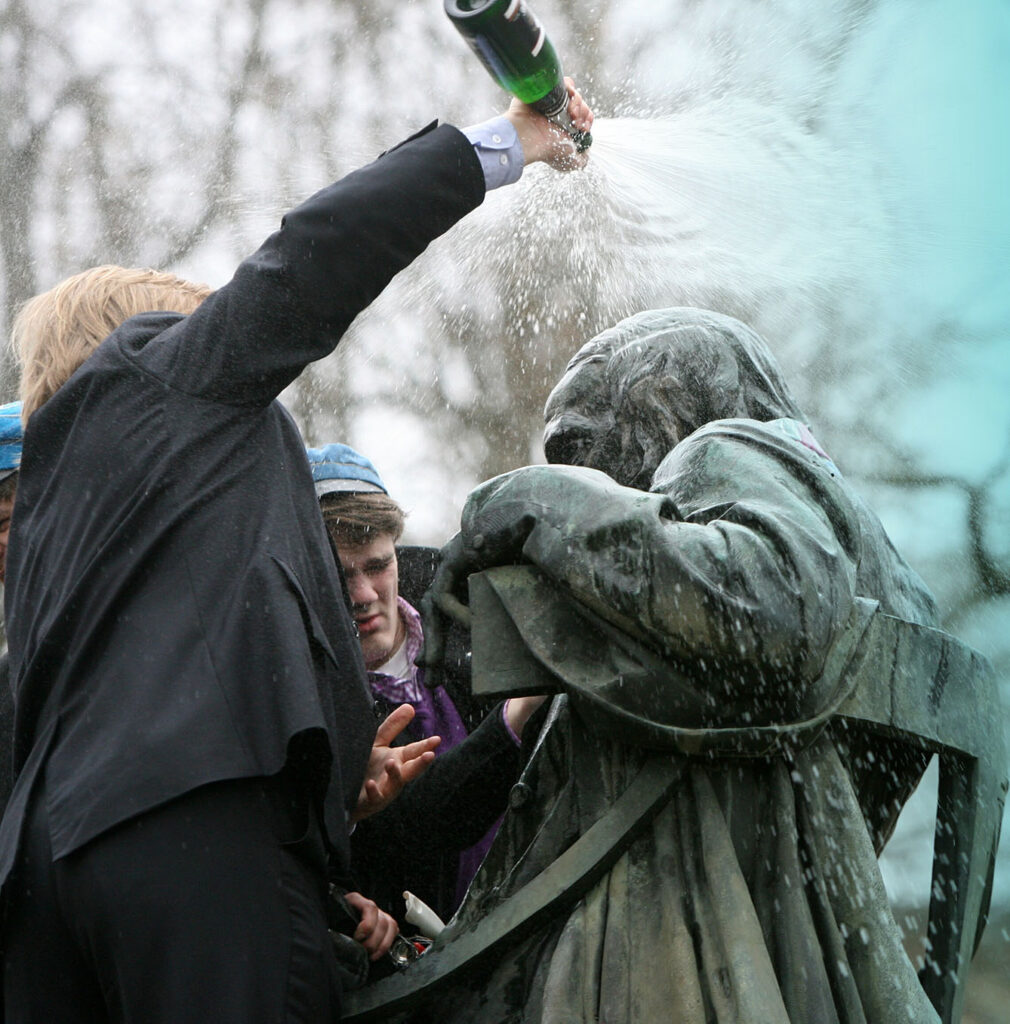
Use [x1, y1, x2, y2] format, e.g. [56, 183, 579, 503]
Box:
[3, 773, 343, 1023]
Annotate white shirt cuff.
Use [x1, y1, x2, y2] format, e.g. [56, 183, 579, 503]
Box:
[462, 116, 524, 190]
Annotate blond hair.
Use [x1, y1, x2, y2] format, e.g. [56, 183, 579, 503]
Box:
[11, 265, 211, 423]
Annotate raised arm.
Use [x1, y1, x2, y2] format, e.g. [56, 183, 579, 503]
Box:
[138, 124, 485, 406]
[137, 84, 593, 408]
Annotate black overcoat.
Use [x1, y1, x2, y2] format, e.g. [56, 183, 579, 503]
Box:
[0, 123, 485, 887]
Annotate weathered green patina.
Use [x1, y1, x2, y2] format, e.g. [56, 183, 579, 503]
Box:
[342, 308, 1005, 1024]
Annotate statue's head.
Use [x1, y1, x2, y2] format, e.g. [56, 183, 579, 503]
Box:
[543, 308, 803, 489]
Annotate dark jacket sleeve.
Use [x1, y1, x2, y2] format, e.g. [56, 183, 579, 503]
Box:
[349, 704, 519, 924]
[134, 123, 485, 406]
[368, 703, 519, 853]
[0, 654, 12, 816]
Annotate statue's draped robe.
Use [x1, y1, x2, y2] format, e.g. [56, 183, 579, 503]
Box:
[436, 417, 940, 1023]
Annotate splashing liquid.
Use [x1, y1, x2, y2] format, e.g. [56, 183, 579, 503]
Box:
[574, 106, 892, 320]
[382, 101, 897, 370]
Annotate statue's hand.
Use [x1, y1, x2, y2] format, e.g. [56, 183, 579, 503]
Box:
[418, 474, 542, 673]
[418, 466, 612, 684]
[418, 533, 478, 690]
[458, 469, 546, 564]
[417, 481, 537, 687]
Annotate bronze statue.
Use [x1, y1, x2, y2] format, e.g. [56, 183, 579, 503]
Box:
[342, 308, 1005, 1024]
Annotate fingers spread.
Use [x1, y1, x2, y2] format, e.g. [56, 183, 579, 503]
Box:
[393, 748, 437, 786]
[397, 735, 441, 762]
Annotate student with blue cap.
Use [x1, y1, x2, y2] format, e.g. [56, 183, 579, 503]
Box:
[308, 442, 388, 497]
[0, 400, 22, 819]
[0, 400, 22, 586]
[307, 443, 545, 932]
[0, 400, 22, 476]
[0, 401, 22, 473]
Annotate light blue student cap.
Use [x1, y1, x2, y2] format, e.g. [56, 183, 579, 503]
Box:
[305, 443, 388, 499]
[0, 401, 23, 484]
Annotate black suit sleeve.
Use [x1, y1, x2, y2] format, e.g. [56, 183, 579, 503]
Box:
[396, 704, 518, 846]
[0, 654, 13, 816]
[349, 704, 519, 925]
[137, 123, 485, 406]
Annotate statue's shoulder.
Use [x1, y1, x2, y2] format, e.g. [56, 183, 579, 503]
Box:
[672, 416, 838, 470]
[653, 417, 845, 514]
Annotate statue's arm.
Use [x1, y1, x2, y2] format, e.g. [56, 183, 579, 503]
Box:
[454, 424, 858, 692]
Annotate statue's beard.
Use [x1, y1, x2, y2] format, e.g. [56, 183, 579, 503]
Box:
[588, 415, 682, 492]
[581, 431, 657, 491]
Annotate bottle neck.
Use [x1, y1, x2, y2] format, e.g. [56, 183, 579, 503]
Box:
[532, 82, 593, 152]
[530, 80, 568, 120]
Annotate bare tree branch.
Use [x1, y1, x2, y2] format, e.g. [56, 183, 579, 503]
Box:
[865, 432, 1010, 600]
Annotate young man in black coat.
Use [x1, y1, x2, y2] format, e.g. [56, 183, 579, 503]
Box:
[0, 86, 593, 1022]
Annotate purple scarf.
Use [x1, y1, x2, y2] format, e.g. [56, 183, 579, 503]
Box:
[367, 596, 502, 912]
[367, 597, 468, 751]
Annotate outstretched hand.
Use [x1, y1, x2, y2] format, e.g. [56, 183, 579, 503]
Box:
[352, 704, 440, 822]
[417, 533, 478, 693]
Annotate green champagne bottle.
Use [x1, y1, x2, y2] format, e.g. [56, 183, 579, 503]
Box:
[445, 0, 592, 151]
